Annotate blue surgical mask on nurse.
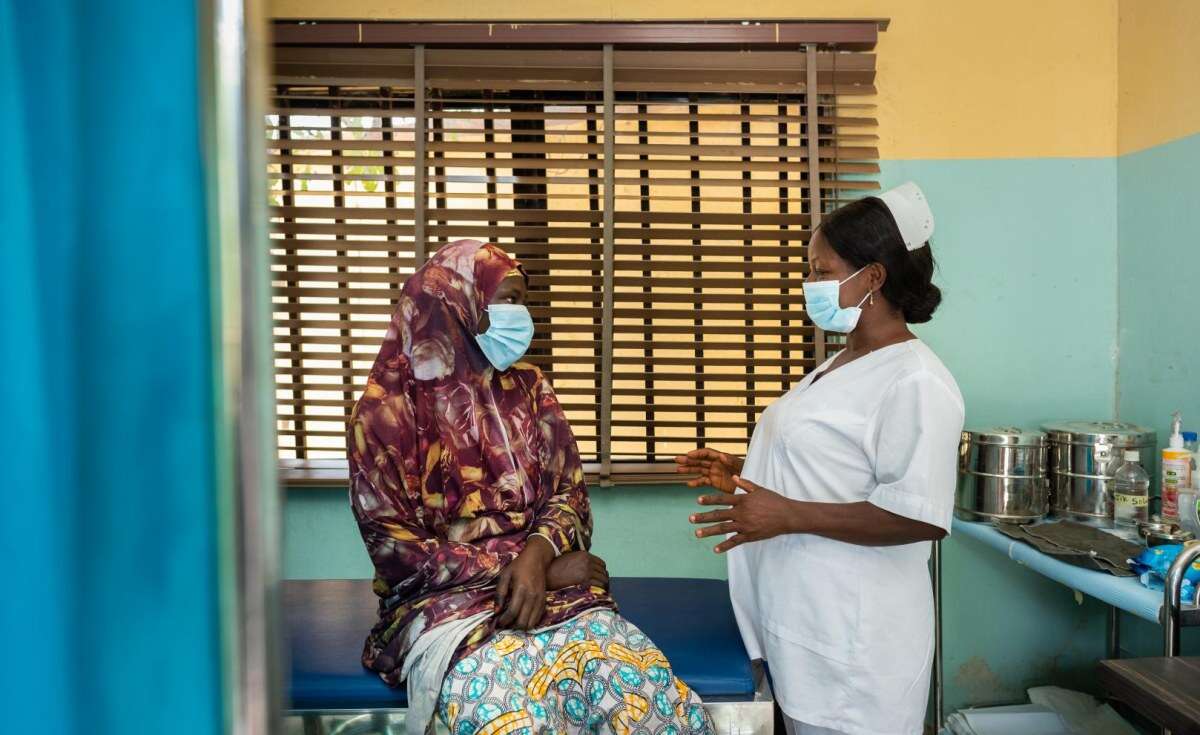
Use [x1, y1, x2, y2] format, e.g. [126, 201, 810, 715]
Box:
[803, 267, 873, 333]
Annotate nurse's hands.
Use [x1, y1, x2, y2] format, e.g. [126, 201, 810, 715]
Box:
[674, 448, 744, 493]
[496, 535, 554, 630]
[689, 476, 799, 553]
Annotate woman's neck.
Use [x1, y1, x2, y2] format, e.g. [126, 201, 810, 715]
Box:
[844, 305, 914, 356]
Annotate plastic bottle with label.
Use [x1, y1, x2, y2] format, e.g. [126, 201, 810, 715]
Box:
[1179, 488, 1200, 539]
[1162, 412, 1191, 521]
[1178, 430, 1200, 537]
[1114, 449, 1151, 529]
[1184, 430, 1200, 490]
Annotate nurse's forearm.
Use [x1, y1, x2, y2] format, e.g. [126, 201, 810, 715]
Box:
[787, 500, 945, 546]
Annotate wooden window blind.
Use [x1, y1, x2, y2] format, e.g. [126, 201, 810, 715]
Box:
[268, 22, 881, 485]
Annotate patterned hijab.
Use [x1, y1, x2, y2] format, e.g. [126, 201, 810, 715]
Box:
[347, 239, 614, 685]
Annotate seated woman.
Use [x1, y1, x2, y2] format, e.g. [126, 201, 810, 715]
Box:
[348, 239, 713, 735]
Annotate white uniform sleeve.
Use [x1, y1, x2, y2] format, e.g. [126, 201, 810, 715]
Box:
[866, 371, 965, 533]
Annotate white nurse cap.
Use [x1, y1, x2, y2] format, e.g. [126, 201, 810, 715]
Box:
[878, 181, 934, 250]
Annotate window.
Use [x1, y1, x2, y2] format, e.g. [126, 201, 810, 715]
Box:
[268, 22, 880, 484]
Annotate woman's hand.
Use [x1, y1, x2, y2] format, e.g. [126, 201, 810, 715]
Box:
[689, 476, 799, 553]
[496, 535, 555, 630]
[674, 448, 744, 493]
[546, 551, 609, 591]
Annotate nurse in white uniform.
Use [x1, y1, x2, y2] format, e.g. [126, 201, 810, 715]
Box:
[677, 183, 964, 735]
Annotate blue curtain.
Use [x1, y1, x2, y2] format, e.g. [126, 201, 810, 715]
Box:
[2, 1, 223, 732]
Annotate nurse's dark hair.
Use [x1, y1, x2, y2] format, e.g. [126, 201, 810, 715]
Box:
[817, 196, 942, 324]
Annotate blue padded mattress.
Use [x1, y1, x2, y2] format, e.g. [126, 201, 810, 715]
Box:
[284, 577, 755, 711]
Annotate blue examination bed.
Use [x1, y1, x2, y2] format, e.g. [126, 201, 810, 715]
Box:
[284, 578, 771, 729]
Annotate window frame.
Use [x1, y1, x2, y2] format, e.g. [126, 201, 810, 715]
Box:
[269, 21, 881, 485]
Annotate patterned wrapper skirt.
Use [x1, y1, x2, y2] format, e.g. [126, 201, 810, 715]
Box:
[438, 609, 715, 735]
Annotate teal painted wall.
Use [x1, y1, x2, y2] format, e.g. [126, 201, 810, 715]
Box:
[285, 485, 727, 580]
[1117, 132, 1200, 445]
[879, 158, 1120, 427]
[283, 156, 1124, 713]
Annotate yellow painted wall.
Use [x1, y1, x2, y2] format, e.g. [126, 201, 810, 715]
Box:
[1118, 0, 1200, 154]
[270, 0, 1120, 160]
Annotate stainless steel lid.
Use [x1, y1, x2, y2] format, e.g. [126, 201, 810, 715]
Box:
[1138, 517, 1195, 544]
[1138, 517, 1179, 535]
[1041, 420, 1156, 446]
[962, 426, 1048, 446]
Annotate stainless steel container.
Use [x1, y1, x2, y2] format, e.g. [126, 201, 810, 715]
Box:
[1138, 517, 1196, 547]
[1043, 421, 1157, 527]
[956, 427, 1049, 524]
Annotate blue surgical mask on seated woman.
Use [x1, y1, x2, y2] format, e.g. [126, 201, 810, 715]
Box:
[803, 266, 872, 333]
[474, 303, 534, 371]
